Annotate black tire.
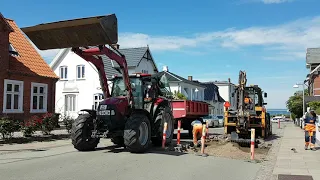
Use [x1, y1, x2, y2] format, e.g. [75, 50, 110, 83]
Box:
[151, 107, 174, 146]
[71, 114, 100, 151]
[111, 136, 124, 146]
[124, 113, 151, 153]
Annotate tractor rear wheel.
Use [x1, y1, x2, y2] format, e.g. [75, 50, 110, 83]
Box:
[152, 107, 174, 146]
[71, 114, 100, 151]
[124, 113, 151, 153]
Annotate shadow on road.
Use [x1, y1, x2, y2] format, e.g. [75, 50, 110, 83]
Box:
[94, 143, 189, 156]
[0, 134, 70, 145]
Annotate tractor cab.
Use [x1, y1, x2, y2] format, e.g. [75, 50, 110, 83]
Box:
[110, 72, 172, 110]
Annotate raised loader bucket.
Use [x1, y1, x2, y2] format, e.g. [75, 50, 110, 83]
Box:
[21, 14, 118, 50]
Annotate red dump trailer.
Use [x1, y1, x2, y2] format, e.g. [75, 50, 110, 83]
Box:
[171, 100, 209, 137]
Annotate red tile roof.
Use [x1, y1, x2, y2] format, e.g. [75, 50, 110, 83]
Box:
[6, 19, 58, 79]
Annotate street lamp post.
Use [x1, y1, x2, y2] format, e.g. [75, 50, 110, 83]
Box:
[293, 83, 306, 116]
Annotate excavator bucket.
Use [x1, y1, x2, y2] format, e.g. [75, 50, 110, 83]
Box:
[21, 14, 118, 50]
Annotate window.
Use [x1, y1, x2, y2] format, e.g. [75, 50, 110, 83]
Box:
[59, 66, 68, 80]
[3, 79, 24, 113]
[93, 93, 104, 110]
[76, 65, 85, 79]
[30, 83, 48, 113]
[9, 43, 19, 56]
[65, 94, 76, 112]
[142, 70, 148, 74]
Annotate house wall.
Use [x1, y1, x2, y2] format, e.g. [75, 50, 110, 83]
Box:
[53, 51, 105, 119]
[313, 76, 320, 96]
[205, 100, 224, 115]
[170, 82, 205, 101]
[0, 74, 56, 120]
[135, 57, 156, 74]
[216, 83, 237, 110]
[0, 22, 9, 78]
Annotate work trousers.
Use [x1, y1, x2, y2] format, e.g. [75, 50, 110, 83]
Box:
[192, 124, 203, 146]
[305, 131, 316, 148]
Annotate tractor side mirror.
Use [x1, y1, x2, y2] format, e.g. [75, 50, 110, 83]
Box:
[264, 92, 267, 98]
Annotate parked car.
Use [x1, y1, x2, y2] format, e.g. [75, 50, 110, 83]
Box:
[217, 115, 224, 127]
[271, 116, 285, 123]
[203, 115, 219, 127]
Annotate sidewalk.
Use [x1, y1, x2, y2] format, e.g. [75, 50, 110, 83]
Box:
[272, 123, 320, 180]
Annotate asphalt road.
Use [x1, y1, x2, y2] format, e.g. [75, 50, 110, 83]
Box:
[0, 128, 261, 180]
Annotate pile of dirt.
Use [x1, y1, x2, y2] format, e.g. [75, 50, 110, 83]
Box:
[188, 141, 270, 162]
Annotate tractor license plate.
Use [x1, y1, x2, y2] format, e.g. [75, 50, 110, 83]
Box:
[97, 110, 115, 116]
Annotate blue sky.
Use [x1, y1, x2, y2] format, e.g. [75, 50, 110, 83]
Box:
[1, 0, 319, 109]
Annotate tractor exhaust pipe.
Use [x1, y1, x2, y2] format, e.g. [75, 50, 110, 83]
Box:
[21, 14, 118, 50]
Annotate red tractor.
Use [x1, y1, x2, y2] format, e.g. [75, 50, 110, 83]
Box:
[22, 14, 175, 153]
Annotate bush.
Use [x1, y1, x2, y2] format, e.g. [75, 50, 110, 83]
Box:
[41, 113, 56, 135]
[21, 117, 39, 137]
[62, 116, 74, 133]
[0, 116, 20, 139]
[173, 90, 187, 100]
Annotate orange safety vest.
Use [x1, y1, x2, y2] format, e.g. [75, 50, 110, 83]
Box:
[244, 97, 251, 104]
[304, 115, 317, 136]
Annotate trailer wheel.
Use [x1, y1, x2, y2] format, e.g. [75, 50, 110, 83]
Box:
[124, 113, 151, 153]
[152, 106, 174, 146]
[71, 114, 100, 151]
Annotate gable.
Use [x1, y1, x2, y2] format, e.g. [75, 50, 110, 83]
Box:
[0, 13, 13, 32]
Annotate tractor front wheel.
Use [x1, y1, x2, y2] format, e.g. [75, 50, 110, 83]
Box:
[71, 114, 100, 151]
[124, 113, 151, 153]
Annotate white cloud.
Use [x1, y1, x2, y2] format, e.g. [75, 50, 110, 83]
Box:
[35, 15, 320, 63]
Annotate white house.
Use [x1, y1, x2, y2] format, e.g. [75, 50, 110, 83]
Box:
[213, 80, 237, 111]
[200, 82, 225, 116]
[160, 66, 205, 101]
[50, 46, 158, 118]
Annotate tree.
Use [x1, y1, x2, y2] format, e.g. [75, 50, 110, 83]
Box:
[308, 101, 320, 115]
[286, 91, 303, 118]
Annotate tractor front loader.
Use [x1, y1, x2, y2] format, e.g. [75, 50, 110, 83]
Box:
[224, 70, 272, 147]
[22, 14, 175, 153]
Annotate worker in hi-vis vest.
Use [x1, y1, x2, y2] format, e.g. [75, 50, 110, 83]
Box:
[191, 118, 204, 147]
[244, 92, 253, 110]
[304, 109, 319, 151]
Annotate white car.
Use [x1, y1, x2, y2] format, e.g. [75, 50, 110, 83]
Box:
[216, 115, 224, 127]
[203, 115, 219, 127]
[271, 116, 285, 123]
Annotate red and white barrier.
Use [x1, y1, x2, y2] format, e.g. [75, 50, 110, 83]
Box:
[201, 124, 206, 154]
[177, 120, 181, 145]
[162, 122, 168, 148]
[250, 128, 255, 160]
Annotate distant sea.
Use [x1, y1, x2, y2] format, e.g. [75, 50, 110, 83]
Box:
[267, 109, 290, 116]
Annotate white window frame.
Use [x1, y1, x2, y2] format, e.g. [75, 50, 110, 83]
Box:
[3, 79, 24, 113]
[93, 93, 104, 110]
[76, 65, 85, 80]
[30, 82, 48, 113]
[65, 94, 77, 112]
[59, 66, 68, 80]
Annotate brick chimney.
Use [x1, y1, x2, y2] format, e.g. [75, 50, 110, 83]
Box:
[188, 76, 193, 81]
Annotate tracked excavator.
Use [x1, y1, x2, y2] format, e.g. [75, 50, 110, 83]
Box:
[22, 14, 175, 153]
[224, 70, 272, 147]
